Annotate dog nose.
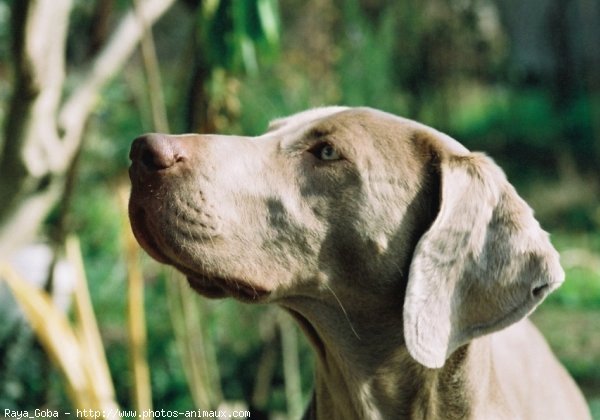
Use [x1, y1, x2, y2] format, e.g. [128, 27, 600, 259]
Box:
[130, 133, 185, 171]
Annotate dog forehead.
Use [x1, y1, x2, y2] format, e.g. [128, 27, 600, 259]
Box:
[266, 106, 349, 135]
[264, 106, 470, 157]
[354, 107, 471, 156]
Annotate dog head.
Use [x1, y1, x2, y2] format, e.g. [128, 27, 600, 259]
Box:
[128, 107, 563, 368]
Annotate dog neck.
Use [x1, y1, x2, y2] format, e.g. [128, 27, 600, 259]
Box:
[283, 299, 492, 420]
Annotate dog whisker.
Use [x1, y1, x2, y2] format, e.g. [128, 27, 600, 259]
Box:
[324, 283, 361, 341]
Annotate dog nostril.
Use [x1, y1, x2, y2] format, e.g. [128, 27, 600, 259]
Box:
[131, 133, 182, 171]
[141, 147, 166, 171]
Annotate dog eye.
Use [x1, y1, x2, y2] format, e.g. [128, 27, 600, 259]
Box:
[311, 143, 342, 161]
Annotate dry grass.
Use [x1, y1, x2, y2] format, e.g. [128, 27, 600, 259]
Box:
[0, 237, 120, 416]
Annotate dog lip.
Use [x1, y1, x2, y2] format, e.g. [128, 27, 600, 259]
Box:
[128, 205, 172, 264]
[186, 275, 230, 299]
[129, 201, 271, 302]
[186, 274, 271, 302]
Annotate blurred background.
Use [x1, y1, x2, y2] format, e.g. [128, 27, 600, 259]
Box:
[0, 0, 599, 418]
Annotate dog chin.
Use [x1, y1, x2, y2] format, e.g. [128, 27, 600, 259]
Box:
[186, 274, 271, 302]
[186, 275, 230, 298]
[130, 205, 270, 302]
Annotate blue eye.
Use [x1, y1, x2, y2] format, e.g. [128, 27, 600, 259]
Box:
[311, 143, 342, 161]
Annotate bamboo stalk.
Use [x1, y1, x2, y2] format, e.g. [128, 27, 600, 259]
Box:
[66, 236, 121, 414]
[1, 262, 93, 409]
[117, 184, 154, 416]
[0, 259, 121, 417]
[125, 236, 153, 415]
[130, 0, 223, 408]
[132, 0, 170, 133]
[252, 313, 278, 411]
[166, 273, 222, 409]
[279, 312, 303, 419]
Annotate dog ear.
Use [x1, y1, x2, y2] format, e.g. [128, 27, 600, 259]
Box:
[403, 152, 564, 369]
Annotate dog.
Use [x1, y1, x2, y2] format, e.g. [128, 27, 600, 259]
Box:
[128, 107, 591, 419]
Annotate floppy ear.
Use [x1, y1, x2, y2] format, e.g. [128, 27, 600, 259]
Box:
[403, 152, 564, 369]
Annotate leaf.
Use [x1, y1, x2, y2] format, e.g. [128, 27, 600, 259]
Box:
[257, 0, 279, 46]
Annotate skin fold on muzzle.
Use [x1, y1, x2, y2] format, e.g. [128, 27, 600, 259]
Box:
[128, 107, 591, 420]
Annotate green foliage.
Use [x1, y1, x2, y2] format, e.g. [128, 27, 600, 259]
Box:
[533, 305, 600, 394]
[544, 233, 600, 309]
[591, 399, 600, 420]
[450, 89, 599, 184]
[87, 80, 147, 176]
[550, 268, 600, 309]
[337, 0, 408, 114]
[203, 0, 280, 75]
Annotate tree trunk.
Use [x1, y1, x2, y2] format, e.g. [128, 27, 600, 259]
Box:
[0, 0, 72, 255]
[0, 0, 176, 256]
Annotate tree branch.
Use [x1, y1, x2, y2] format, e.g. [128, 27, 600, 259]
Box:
[0, 0, 72, 254]
[59, 0, 176, 159]
[0, 0, 176, 254]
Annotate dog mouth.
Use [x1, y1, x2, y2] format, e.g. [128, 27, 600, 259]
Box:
[128, 205, 173, 265]
[129, 204, 270, 302]
[185, 273, 270, 302]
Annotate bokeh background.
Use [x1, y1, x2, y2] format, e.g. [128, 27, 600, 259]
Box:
[0, 0, 599, 418]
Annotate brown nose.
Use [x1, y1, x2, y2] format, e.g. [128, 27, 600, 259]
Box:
[129, 133, 185, 172]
